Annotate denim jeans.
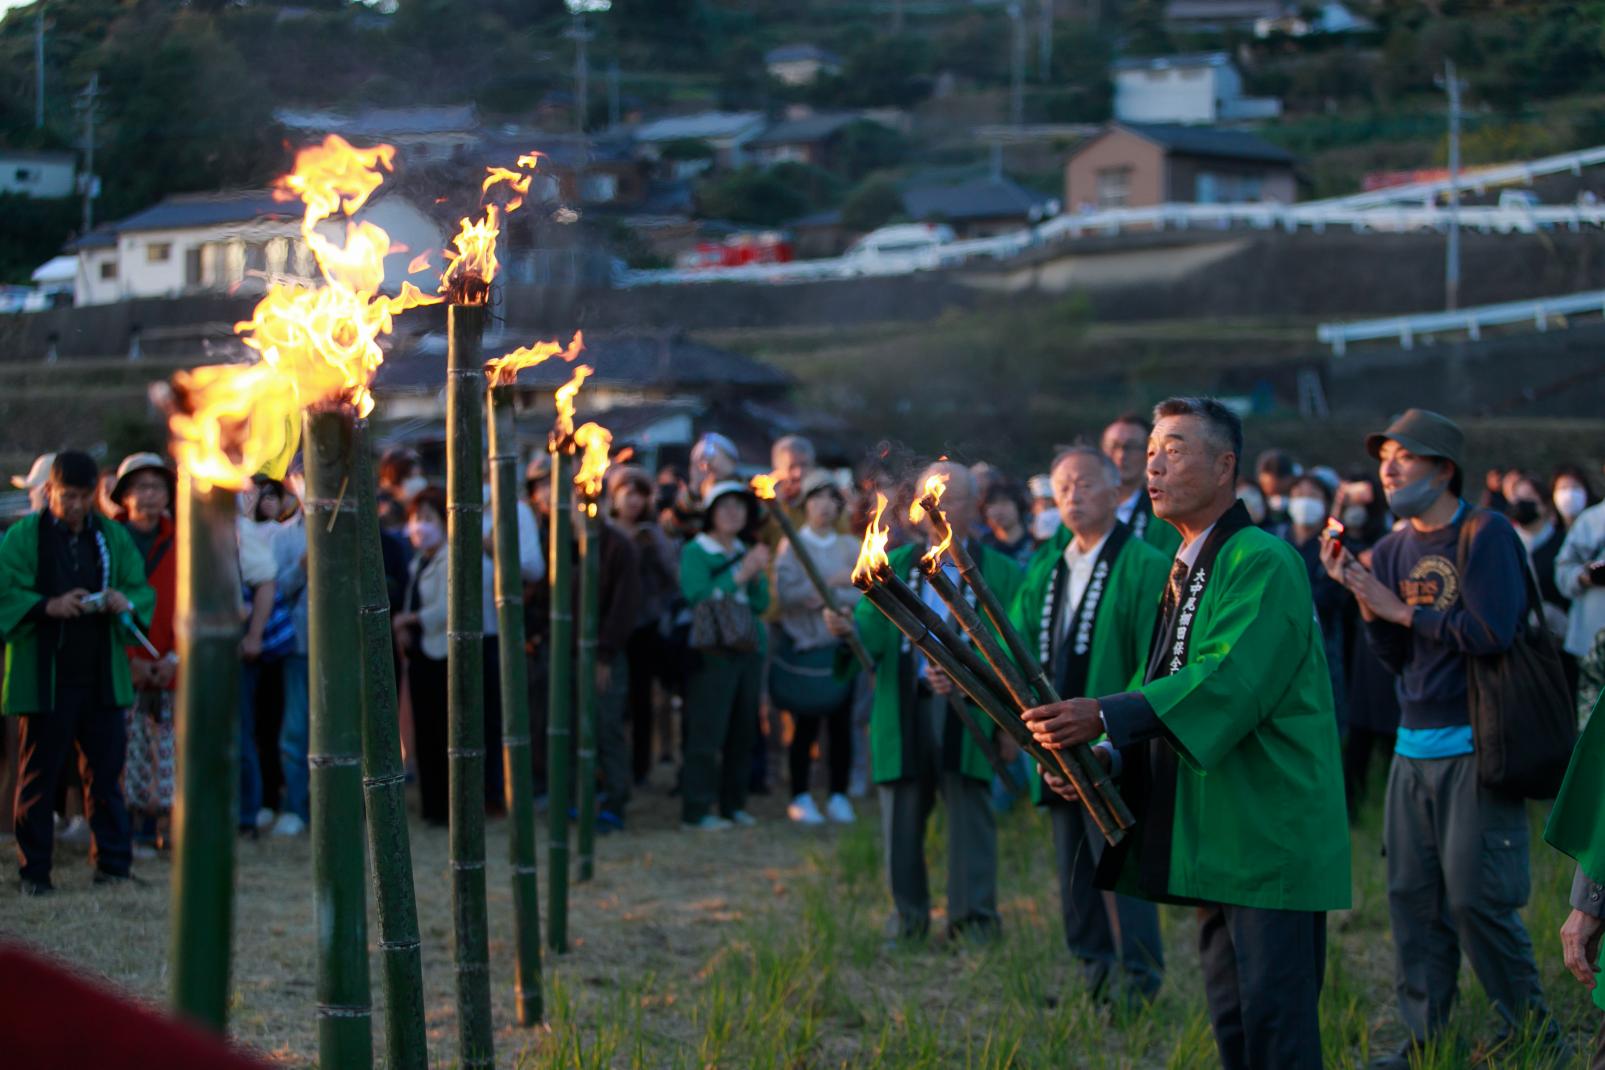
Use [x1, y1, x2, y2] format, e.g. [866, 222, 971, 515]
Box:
[279, 655, 310, 822]
[238, 660, 262, 828]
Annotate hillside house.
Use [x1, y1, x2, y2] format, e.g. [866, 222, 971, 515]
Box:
[632, 112, 768, 175]
[1113, 52, 1280, 125]
[0, 150, 76, 199]
[274, 105, 481, 163]
[765, 45, 843, 86]
[1065, 122, 1296, 211]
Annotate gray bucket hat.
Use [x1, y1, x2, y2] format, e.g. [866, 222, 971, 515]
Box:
[1365, 409, 1463, 469]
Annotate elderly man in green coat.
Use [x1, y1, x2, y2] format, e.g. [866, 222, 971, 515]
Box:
[837, 461, 1022, 942]
[0, 452, 154, 895]
[1025, 398, 1349, 1070]
[1547, 695, 1605, 1065]
[1010, 445, 1170, 1002]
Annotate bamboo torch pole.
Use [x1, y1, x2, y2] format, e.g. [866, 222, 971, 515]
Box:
[546, 433, 575, 952]
[750, 476, 873, 672]
[574, 445, 604, 883]
[920, 490, 1133, 837]
[304, 405, 374, 1067]
[487, 382, 545, 1025]
[352, 418, 429, 1068]
[168, 468, 242, 1031]
[446, 302, 495, 1067]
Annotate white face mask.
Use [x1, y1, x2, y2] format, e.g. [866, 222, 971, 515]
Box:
[400, 474, 429, 500]
[1031, 510, 1062, 541]
[1287, 496, 1326, 527]
[1555, 486, 1589, 522]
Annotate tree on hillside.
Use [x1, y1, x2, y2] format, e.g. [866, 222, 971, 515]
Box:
[835, 120, 908, 183]
[839, 176, 903, 232]
[696, 166, 812, 226]
[809, 35, 933, 109]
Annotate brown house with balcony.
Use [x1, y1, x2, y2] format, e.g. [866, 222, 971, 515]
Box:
[1064, 122, 1296, 212]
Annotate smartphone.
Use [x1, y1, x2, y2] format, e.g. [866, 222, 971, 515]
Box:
[1589, 562, 1605, 586]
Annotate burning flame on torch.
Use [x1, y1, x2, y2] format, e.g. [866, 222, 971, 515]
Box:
[169, 364, 302, 493]
[852, 492, 892, 587]
[573, 422, 613, 514]
[439, 151, 546, 304]
[484, 330, 584, 389]
[908, 471, 948, 525]
[750, 473, 779, 501]
[233, 134, 439, 419]
[553, 364, 593, 444]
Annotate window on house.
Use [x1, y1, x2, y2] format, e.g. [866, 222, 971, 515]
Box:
[147, 242, 172, 263]
[186, 248, 203, 286]
[1096, 166, 1132, 209]
[99, 260, 117, 280]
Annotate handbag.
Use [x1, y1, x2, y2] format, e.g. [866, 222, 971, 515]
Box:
[1460, 512, 1577, 799]
[689, 592, 759, 654]
[769, 630, 853, 717]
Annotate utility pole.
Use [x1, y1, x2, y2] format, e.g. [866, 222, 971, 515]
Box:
[35, 6, 45, 128]
[1440, 58, 1464, 311]
[607, 59, 620, 129]
[1039, 0, 1053, 81]
[1008, 2, 1026, 126]
[568, 10, 591, 134]
[77, 72, 98, 234]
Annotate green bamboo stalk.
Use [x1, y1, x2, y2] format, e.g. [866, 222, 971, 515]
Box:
[488, 384, 545, 1025]
[169, 472, 242, 1031]
[352, 418, 429, 1068]
[446, 303, 495, 1068]
[575, 506, 601, 882]
[546, 440, 574, 953]
[304, 406, 374, 1068]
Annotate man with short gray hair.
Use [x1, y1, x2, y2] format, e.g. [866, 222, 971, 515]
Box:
[1026, 397, 1349, 1069]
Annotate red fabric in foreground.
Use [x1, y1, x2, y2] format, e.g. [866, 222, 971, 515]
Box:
[0, 942, 271, 1069]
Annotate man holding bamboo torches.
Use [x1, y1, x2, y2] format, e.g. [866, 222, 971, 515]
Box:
[1024, 397, 1349, 1070]
[1008, 446, 1170, 1004]
[842, 461, 1021, 942]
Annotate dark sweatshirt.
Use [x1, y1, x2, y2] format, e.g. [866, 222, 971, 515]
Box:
[525, 518, 642, 658]
[1363, 504, 1524, 731]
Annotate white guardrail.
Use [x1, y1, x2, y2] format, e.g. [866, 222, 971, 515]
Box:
[1316, 289, 1605, 355]
[616, 202, 1605, 287]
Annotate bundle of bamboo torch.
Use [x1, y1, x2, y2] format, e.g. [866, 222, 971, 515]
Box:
[853, 480, 1133, 845]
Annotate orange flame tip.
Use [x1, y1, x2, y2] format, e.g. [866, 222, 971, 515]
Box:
[484, 330, 584, 388]
[573, 422, 613, 506]
[908, 471, 950, 525]
[852, 493, 892, 587]
[406, 251, 434, 274]
[439, 148, 546, 303]
[750, 473, 779, 501]
[169, 364, 302, 493]
[553, 364, 593, 443]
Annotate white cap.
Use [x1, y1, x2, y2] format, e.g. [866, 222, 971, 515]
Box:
[11, 453, 55, 490]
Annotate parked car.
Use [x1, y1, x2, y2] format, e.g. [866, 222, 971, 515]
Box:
[841, 223, 956, 276]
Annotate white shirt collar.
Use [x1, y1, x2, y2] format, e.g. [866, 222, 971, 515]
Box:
[694, 532, 737, 556]
[1175, 522, 1218, 571]
[1062, 527, 1112, 569]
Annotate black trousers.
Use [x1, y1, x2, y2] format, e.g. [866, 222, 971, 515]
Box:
[1198, 903, 1326, 1070]
[788, 698, 852, 797]
[407, 654, 449, 825]
[14, 685, 131, 882]
[625, 624, 663, 784]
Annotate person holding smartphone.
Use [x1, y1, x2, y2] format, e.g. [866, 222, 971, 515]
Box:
[1555, 469, 1605, 718]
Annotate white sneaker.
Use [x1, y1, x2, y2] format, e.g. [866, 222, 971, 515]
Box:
[683, 815, 733, 832]
[787, 794, 826, 826]
[58, 816, 90, 846]
[271, 813, 306, 837]
[825, 793, 856, 824]
[131, 842, 158, 862]
[255, 808, 275, 831]
[730, 810, 758, 828]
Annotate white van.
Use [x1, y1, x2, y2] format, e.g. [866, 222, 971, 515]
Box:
[841, 223, 956, 276]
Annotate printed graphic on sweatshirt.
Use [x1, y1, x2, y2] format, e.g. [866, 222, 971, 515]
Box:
[1400, 554, 1459, 611]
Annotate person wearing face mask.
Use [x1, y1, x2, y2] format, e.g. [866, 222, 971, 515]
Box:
[1322, 409, 1562, 1067]
[1554, 469, 1605, 702]
[1283, 475, 1349, 735]
[1507, 475, 1569, 637]
[393, 488, 450, 825]
[1255, 448, 1300, 533]
[1026, 474, 1062, 545]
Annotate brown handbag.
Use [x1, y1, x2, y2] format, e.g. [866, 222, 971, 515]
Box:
[688, 552, 759, 654]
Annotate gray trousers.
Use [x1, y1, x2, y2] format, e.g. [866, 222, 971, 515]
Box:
[1384, 752, 1549, 1040]
[1198, 903, 1326, 1070]
[596, 653, 631, 818]
[878, 694, 998, 938]
[1051, 803, 1164, 999]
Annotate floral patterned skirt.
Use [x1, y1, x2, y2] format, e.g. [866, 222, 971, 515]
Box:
[124, 690, 176, 815]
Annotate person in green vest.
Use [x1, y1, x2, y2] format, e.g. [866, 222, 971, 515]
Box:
[837, 461, 1022, 942]
[1102, 412, 1182, 558]
[1, 452, 155, 896]
[1009, 446, 1170, 1002]
[1548, 696, 1605, 1065]
[1026, 397, 1349, 1070]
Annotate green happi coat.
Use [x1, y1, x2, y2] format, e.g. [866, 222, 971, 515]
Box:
[1008, 523, 1169, 804]
[1545, 695, 1605, 1009]
[854, 540, 1022, 785]
[1126, 490, 1182, 558]
[1098, 504, 1350, 912]
[0, 511, 156, 715]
